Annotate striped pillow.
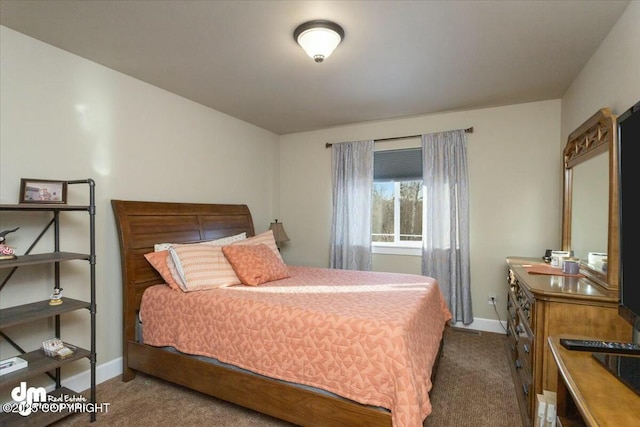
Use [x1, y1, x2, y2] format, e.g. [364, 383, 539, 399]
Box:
[169, 244, 241, 292]
[166, 253, 187, 291]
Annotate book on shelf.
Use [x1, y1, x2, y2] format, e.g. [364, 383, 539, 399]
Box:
[0, 357, 28, 376]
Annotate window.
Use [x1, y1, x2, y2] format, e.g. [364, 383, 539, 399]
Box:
[372, 181, 423, 243]
[372, 148, 423, 251]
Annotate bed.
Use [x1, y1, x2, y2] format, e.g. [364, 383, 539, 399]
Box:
[111, 200, 451, 427]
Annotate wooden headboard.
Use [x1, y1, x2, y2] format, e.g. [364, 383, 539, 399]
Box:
[111, 200, 255, 350]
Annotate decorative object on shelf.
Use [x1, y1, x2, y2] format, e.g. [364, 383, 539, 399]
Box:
[49, 287, 63, 305]
[0, 356, 28, 376]
[293, 20, 344, 63]
[0, 227, 19, 242]
[19, 178, 67, 204]
[0, 227, 19, 260]
[42, 338, 75, 359]
[269, 219, 290, 250]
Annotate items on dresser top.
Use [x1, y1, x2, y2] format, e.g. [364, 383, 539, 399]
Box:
[559, 338, 640, 356]
[522, 263, 583, 277]
[549, 250, 571, 268]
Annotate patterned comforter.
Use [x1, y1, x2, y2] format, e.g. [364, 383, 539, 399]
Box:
[140, 266, 452, 427]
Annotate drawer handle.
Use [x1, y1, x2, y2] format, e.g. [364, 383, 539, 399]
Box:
[515, 359, 522, 369]
[523, 384, 529, 396]
[515, 325, 524, 334]
[523, 344, 530, 353]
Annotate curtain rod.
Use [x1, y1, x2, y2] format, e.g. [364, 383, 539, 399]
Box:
[325, 127, 473, 148]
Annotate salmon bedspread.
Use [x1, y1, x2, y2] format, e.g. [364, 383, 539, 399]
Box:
[140, 266, 452, 427]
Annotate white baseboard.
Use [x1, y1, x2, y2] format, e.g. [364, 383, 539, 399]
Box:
[61, 356, 123, 392]
[450, 317, 508, 335]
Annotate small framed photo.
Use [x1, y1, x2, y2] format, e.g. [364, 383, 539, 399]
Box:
[19, 179, 67, 204]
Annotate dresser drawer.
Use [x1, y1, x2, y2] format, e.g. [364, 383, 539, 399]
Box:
[507, 319, 518, 356]
[507, 291, 518, 322]
[516, 331, 533, 373]
[516, 366, 533, 408]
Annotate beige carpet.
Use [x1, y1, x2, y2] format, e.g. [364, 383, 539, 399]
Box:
[53, 327, 522, 426]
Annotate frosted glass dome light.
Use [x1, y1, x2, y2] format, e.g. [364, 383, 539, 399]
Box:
[294, 20, 345, 63]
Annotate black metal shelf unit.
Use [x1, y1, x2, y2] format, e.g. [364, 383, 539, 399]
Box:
[0, 179, 96, 426]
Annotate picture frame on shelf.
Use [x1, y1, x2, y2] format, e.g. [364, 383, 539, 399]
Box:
[19, 179, 67, 204]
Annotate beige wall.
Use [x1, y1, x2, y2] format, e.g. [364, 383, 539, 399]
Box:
[562, 0, 640, 139]
[0, 26, 279, 391]
[279, 100, 563, 328]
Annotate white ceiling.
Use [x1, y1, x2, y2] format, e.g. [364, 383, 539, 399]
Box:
[0, 0, 630, 135]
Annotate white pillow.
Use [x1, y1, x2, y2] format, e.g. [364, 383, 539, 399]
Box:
[228, 230, 283, 261]
[154, 232, 246, 252]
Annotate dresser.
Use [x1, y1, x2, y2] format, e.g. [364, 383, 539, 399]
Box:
[505, 257, 632, 427]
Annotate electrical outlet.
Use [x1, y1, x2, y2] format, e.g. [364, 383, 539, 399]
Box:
[487, 294, 497, 305]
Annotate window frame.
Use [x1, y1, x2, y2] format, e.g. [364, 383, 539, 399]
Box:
[372, 181, 423, 256]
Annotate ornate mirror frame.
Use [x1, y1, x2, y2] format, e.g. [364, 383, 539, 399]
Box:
[562, 108, 618, 290]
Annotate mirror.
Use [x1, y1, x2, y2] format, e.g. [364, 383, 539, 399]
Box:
[562, 108, 619, 290]
[570, 153, 608, 261]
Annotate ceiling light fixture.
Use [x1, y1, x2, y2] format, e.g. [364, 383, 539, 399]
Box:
[293, 20, 344, 63]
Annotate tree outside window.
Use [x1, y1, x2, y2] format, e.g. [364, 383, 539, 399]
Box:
[372, 180, 422, 244]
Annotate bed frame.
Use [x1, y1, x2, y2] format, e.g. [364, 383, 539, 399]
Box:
[111, 200, 442, 426]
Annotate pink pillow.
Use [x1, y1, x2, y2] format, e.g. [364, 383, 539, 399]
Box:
[144, 251, 184, 291]
[222, 244, 289, 286]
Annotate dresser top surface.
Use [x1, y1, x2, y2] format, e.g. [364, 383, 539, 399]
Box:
[507, 256, 619, 302]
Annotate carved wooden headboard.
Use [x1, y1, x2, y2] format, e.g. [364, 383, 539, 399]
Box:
[111, 200, 255, 346]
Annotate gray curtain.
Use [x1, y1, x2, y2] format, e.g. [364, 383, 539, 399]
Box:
[421, 130, 472, 324]
[330, 140, 374, 270]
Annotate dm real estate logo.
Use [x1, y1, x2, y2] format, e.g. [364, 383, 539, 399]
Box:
[8, 382, 46, 416]
[3, 381, 110, 417]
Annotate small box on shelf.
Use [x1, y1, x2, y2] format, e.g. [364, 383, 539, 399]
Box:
[42, 338, 75, 359]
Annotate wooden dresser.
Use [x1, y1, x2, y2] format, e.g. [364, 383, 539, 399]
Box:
[505, 257, 632, 427]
